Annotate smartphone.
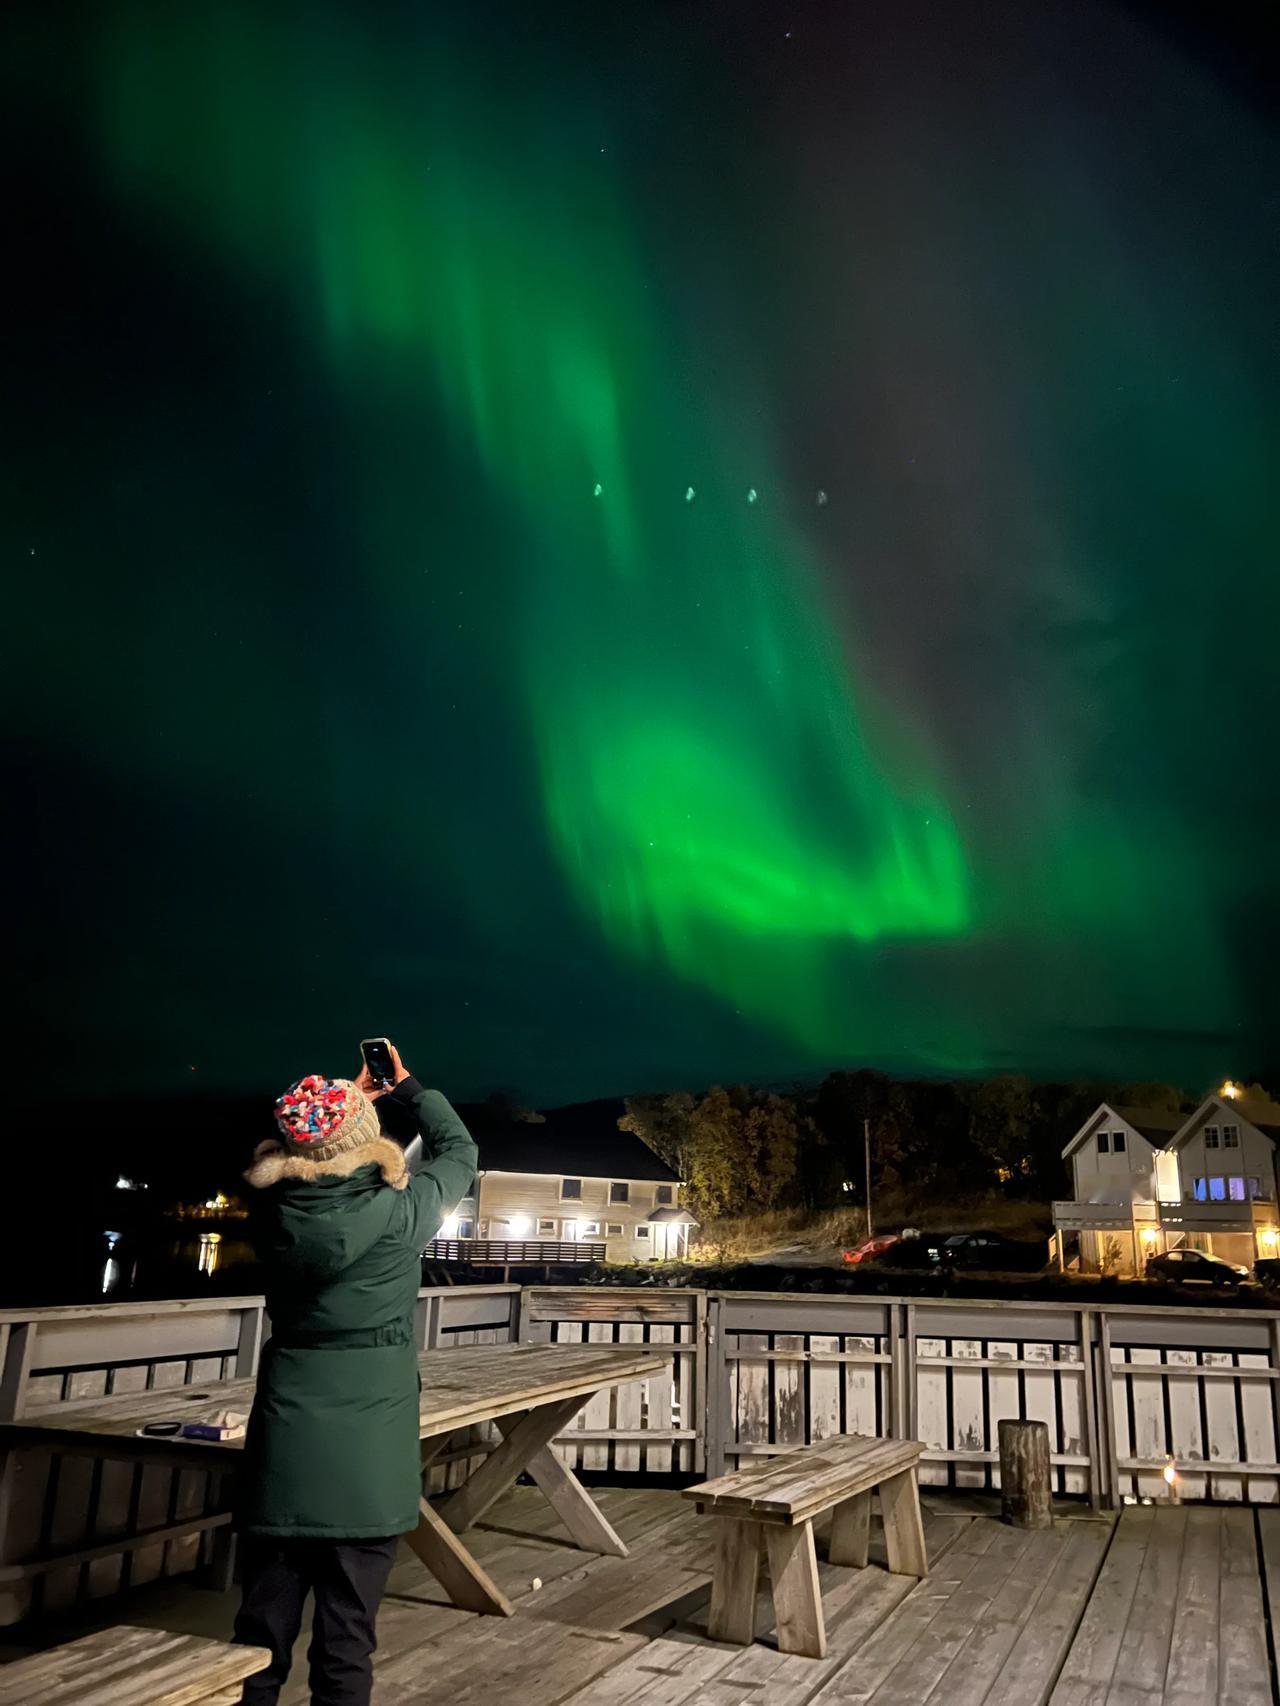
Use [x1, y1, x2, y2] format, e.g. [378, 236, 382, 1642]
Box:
[361, 1036, 397, 1089]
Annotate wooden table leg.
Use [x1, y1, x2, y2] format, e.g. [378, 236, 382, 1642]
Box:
[828, 1489, 870, 1567]
[403, 1496, 514, 1616]
[439, 1396, 583, 1533]
[707, 1518, 761, 1646]
[879, 1466, 928, 1578]
[519, 1431, 628, 1557]
[765, 1519, 826, 1659]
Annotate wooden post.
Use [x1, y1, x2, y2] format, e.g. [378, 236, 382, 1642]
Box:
[997, 1418, 1053, 1529]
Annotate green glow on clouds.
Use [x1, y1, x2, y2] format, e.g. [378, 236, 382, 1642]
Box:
[92, 4, 971, 1057]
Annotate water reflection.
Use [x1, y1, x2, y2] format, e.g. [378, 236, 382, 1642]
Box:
[101, 1229, 124, 1296]
[83, 1226, 257, 1303]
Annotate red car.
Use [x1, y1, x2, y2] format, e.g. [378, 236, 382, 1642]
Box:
[843, 1234, 901, 1265]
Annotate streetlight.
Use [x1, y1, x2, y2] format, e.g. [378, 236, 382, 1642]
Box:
[864, 1118, 873, 1241]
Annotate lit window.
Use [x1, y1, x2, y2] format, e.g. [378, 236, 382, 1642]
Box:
[1228, 1178, 1246, 1202]
[537, 1218, 557, 1236]
[1113, 1132, 1126, 1154]
[635, 1224, 652, 1241]
[1205, 1127, 1220, 1150]
[1097, 1133, 1110, 1154]
[609, 1181, 630, 1204]
[1209, 1177, 1226, 1201]
[1223, 1126, 1239, 1150]
[655, 1185, 674, 1205]
[560, 1178, 583, 1200]
[606, 1222, 624, 1236]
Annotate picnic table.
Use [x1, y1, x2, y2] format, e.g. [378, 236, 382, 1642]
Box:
[0, 1341, 670, 1618]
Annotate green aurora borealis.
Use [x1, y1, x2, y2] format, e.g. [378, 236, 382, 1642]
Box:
[6, 1, 1277, 1102]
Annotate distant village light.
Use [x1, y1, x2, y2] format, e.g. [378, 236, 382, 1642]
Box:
[1222, 1081, 1241, 1100]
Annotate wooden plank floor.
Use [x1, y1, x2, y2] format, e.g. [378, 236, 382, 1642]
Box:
[2, 1493, 1276, 1705]
[1051, 1505, 1272, 1706]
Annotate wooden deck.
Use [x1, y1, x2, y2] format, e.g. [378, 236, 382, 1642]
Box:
[2, 1491, 1276, 1705]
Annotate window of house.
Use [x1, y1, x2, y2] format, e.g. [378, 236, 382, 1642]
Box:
[560, 1178, 583, 1200]
[606, 1222, 624, 1237]
[609, 1181, 630, 1204]
[1248, 1177, 1263, 1200]
[1097, 1133, 1110, 1154]
[477, 1219, 490, 1238]
[1223, 1126, 1240, 1149]
[1204, 1127, 1220, 1149]
[1229, 1178, 1247, 1201]
[634, 1224, 651, 1241]
[1209, 1177, 1226, 1201]
[457, 1219, 475, 1239]
[655, 1185, 674, 1206]
[1113, 1131, 1126, 1154]
[1192, 1178, 1206, 1201]
[579, 1220, 601, 1237]
[537, 1218, 557, 1237]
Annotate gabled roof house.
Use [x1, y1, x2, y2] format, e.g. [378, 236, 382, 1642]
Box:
[435, 1106, 697, 1265]
[1054, 1093, 1280, 1274]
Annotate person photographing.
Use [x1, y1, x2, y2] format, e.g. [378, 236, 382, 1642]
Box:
[234, 1043, 477, 1706]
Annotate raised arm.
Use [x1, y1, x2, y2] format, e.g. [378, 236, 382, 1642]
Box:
[386, 1077, 478, 1249]
[355, 1045, 479, 1248]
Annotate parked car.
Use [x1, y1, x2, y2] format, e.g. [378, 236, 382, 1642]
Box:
[941, 1232, 1048, 1273]
[872, 1232, 956, 1269]
[1144, 1248, 1248, 1288]
[842, 1234, 901, 1265]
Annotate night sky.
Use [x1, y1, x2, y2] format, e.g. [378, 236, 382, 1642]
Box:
[6, 1, 1277, 1109]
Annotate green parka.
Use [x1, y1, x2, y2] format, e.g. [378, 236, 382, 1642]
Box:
[239, 1079, 478, 1538]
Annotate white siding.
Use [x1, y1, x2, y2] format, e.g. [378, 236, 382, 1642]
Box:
[475, 1171, 678, 1259]
[1177, 1109, 1277, 1204]
[1071, 1113, 1159, 1203]
[1154, 1149, 1180, 1202]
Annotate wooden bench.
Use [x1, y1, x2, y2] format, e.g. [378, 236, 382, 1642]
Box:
[683, 1433, 928, 1659]
[0, 1625, 272, 1705]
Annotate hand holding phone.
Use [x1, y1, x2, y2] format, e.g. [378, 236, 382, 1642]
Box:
[358, 1037, 408, 1099]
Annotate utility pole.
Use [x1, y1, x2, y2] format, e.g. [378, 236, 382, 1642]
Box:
[864, 1117, 873, 1240]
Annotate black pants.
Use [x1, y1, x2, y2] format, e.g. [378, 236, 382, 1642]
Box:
[234, 1534, 398, 1706]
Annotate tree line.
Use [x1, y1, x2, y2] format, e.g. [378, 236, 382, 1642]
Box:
[618, 1071, 1191, 1221]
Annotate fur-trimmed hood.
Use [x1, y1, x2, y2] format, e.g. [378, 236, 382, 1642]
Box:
[245, 1136, 409, 1192]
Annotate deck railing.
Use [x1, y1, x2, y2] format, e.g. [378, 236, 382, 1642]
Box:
[1052, 1197, 1276, 1233]
[428, 1239, 607, 1267]
[4, 1283, 1280, 1623]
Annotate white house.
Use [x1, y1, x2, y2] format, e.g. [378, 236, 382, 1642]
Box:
[439, 1117, 697, 1263]
[1054, 1094, 1280, 1274]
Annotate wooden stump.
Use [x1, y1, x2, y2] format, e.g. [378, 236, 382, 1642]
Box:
[998, 1418, 1052, 1529]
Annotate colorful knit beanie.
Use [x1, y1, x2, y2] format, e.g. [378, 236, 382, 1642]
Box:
[273, 1075, 381, 1163]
